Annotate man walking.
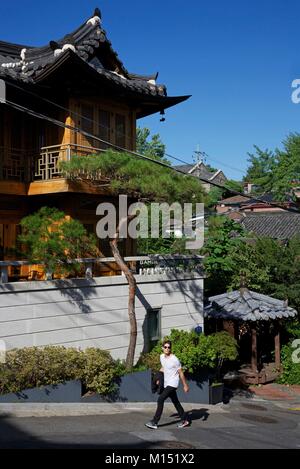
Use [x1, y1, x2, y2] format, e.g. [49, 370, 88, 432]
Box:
[145, 339, 190, 429]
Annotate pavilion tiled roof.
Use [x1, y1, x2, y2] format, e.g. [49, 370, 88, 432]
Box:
[204, 289, 297, 322]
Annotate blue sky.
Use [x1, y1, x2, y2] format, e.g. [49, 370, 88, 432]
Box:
[1, 0, 300, 179]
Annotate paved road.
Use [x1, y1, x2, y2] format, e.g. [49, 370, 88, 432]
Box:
[0, 398, 299, 449]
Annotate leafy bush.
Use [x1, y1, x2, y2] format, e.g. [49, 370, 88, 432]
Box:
[0, 346, 123, 396]
[282, 319, 300, 340]
[140, 329, 238, 375]
[80, 348, 124, 395]
[277, 342, 300, 385]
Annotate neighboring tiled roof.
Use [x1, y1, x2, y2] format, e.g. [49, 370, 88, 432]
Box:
[175, 164, 194, 174]
[219, 195, 249, 205]
[219, 193, 280, 206]
[239, 212, 300, 239]
[204, 289, 297, 321]
[0, 10, 170, 99]
[175, 162, 224, 182]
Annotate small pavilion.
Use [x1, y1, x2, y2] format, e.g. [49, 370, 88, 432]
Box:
[204, 288, 298, 384]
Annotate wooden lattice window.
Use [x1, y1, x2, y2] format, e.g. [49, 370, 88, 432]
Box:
[115, 113, 126, 148]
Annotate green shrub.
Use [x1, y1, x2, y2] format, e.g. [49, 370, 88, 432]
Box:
[79, 348, 122, 395]
[0, 346, 122, 396]
[140, 329, 238, 375]
[277, 342, 300, 385]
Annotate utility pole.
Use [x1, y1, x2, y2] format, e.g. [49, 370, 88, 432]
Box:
[193, 144, 207, 165]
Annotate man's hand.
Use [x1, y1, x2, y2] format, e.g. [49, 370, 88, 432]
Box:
[179, 368, 189, 393]
[183, 383, 189, 393]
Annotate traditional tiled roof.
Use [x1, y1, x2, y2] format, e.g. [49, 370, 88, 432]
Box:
[175, 162, 225, 182]
[219, 195, 249, 205]
[0, 8, 187, 108]
[175, 164, 194, 174]
[204, 289, 297, 321]
[219, 193, 280, 206]
[239, 212, 300, 239]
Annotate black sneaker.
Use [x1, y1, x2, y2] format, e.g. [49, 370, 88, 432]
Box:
[145, 421, 158, 429]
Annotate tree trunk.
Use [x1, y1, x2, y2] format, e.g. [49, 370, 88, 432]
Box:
[110, 215, 137, 369]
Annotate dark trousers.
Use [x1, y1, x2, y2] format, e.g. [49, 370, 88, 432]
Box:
[152, 386, 186, 424]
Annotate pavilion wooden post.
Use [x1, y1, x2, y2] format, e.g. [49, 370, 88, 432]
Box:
[251, 323, 258, 374]
[274, 321, 281, 371]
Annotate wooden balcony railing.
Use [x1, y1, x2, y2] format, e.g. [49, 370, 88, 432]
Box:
[34, 144, 105, 181]
[0, 255, 204, 284]
[0, 144, 106, 182]
[0, 146, 32, 182]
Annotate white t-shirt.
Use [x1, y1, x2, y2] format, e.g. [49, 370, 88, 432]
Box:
[160, 353, 181, 388]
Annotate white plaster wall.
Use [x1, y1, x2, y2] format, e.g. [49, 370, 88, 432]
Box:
[0, 273, 203, 362]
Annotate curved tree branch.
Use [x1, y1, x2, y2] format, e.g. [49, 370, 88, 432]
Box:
[110, 215, 137, 369]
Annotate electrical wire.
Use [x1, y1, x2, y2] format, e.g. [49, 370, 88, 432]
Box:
[7, 81, 136, 142]
[203, 154, 247, 176]
[7, 81, 248, 177]
[2, 96, 298, 214]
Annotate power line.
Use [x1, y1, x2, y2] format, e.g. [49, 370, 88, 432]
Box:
[204, 154, 247, 176]
[6, 81, 133, 141]
[2, 96, 298, 214]
[7, 81, 248, 177]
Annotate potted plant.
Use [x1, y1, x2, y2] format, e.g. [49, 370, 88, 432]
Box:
[200, 331, 239, 404]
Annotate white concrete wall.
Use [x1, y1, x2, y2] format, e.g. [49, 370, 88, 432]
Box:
[0, 273, 203, 362]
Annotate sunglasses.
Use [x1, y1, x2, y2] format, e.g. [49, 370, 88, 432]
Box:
[163, 345, 171, 349]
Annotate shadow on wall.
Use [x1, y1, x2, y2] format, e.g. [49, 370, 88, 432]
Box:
[162, 271, 203, 314]
[137, 273, 204, 356]
[57, 278, 98, 315]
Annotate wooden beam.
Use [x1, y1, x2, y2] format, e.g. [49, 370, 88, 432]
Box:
[275, 322, 281, 371]
[28, 179, 70, 195]
[0, 181, 27, 195]
[28, 179, 109, 195]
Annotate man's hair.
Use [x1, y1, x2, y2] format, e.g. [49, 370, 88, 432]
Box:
[162, 339, 172, 348]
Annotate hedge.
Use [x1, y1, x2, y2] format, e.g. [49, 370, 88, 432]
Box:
[0, 346, 125, 396]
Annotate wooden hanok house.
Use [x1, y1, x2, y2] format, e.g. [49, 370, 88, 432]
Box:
[0, 8, 189, 278]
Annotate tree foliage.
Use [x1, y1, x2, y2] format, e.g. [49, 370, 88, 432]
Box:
[224, 179, 244, 194]
[203, 219, 300, 315]
[136, 127, 167, 161]
[19, 207, 98, 274]
[244, 133, 300, 200]
[60, 149, 206, 204]
[140, 329, 238, 375]
[277, 343, 300, 385]
[206, 180, 244, 209]
[60, 148, 206, 369]
[201, 216, 245, 295]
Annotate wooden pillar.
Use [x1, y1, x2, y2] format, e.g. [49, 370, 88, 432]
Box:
[251, 324, 258, 373]
[223, 320, 236, 339]
[274, 322, 281, 371]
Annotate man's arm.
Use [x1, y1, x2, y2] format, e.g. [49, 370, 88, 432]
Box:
[179, 368, 189, 393]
